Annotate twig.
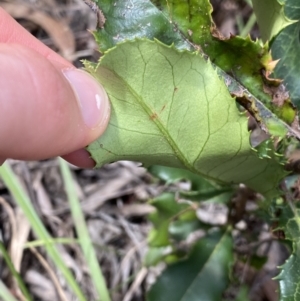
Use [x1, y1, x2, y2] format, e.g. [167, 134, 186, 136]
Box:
[0, 197, 26, 301]
[29, 247, 69, 301]
[122, 267, 147, 301]
[82, 0, 106, 28]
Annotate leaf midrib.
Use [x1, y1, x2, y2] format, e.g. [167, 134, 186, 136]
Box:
[109, 68, 224, 182]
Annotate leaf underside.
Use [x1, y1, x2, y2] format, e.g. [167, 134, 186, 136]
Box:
[94, 0, 299, 129]
[151, 0, 276, 109]
[86, 39, 285, 197]
[252, 0, 294, 42]
[85, 1, 300, 300]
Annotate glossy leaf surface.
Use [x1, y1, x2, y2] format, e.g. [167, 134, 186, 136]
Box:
[148, 165, 233, 202]
[275, 204, 300, 301]
[93, 0, 190, 52]
[147, 229, 233, 301]
[276, 242, 300, 301]
[270, 0, 300, 107]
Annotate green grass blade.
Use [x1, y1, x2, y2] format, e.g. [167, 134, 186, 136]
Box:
[239, 13, 257, 38]
[59, 158, 111, 301]
[0, 242, 33, 301]
[0, 280, 18, 301]
[0, 162, 86, 301]
[24, 238, 78, 248]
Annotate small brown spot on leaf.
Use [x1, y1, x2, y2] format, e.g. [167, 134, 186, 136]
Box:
[160, 104, 166, 113]
[150, 112, 158, 120]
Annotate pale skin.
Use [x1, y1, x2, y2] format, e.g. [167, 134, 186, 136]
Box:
[0, 8, 110, 167]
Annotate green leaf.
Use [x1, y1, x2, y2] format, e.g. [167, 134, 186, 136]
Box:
[148, 193, 190, 247]
[248, 255, 268, 270]
[169, 219, 206, 242]
[276, 241, 300, 301]
[277, 204, 300, 241]
[96, 0, 271, 103]
[147, 229, 233, 301]
[271, 0, 300, 107]
[149, 0, 297, 125]
[151, 0, 213, 45]
[93, 0, 190, 52]
[275, 203, 300, 300]
[87, 39, 286, 197]
[148, 165, 234, 202]
[235, 286, 251, 301]
[91, 0, 300, 143]
[252, 0, 295, 42]
[145, 193, 200, 265]
[144, 246, 172, 266]
[148, 165, 215, 191]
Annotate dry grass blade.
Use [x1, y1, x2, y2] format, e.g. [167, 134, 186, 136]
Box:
[0, 197, 16, 241]
[0, 161, 86, 301]
[123, 267, 148, 301]
[9, 209, 30, 273]
[0, 197, 30, 301]
[29, 247, 69, 301]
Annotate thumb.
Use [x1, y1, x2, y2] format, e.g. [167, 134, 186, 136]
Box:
[0, 44, 110, 165]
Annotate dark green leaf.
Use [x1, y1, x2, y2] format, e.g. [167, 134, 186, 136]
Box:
[169, 219, 206, 242]
[181, 189, 233, 203]
[249, 255, 268, 270]
[271, 0, 300, 107]
[277, 205, 300, 241]
[93, 0, 190, 52]
[149, 165, 234, 202]
[147, 229, 233, 301]
[276, 241, 300, 301]
[148, 165, 216, 191]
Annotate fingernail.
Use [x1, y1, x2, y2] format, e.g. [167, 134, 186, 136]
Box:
[62, 69, 110, 128]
